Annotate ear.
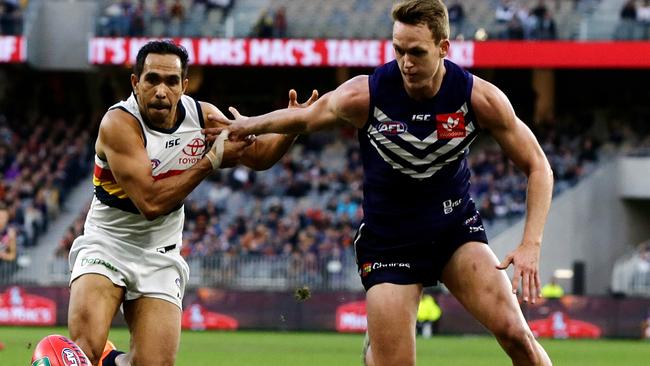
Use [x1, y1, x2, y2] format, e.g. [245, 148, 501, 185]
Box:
[131, 74, 139, 94]
[439, 39, 450, 58]
[182, 78, 189, 94]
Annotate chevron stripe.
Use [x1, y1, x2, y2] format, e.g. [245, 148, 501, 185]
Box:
[373, 104, 474, 151]
[368, 129, 479, 179]
[368, 139, 464, 179]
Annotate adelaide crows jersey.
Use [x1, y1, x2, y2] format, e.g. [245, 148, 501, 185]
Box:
[359, 59, 481, 240]
[85, 93, 205, 248]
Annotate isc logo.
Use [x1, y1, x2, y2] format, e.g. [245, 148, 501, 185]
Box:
[377, 122, 407, 135]
[165, 138, 181, 148]
[412, 114, 431, 121]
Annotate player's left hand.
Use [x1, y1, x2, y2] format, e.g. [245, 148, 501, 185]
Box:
[496, 242, 542, 304]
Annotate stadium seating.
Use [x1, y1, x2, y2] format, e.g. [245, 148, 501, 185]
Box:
[92, 0, 642, 41]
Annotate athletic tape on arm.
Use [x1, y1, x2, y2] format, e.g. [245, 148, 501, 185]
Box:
[205, 130, 230, 170]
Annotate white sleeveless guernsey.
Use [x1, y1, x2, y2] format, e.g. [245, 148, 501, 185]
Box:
[86, 93, 206, 249]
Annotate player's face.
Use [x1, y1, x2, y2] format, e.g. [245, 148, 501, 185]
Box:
[131, 53, 188, 128]
[393, 21, 448, 90]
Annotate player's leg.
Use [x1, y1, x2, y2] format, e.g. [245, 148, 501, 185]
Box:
[441, 242, 551, 366]
[122, 297, 182, 366]
[364, 283, 421, 366]
[68, 274, 125, 365]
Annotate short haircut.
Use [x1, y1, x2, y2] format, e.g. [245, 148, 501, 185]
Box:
[134, 40, 189, 79]
[392, 0, 450, 42]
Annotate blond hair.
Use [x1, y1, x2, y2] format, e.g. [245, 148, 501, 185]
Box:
[392, 0, 450, 42]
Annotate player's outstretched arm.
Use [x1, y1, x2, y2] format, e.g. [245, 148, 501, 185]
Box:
[97, 110, 249, 220]
[201, 89, 319, 170]
[471, 76, 554, 304]
[206, 75, 370, 140]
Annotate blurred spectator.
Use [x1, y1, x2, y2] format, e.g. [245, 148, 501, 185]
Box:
[130, 0, 147, 36]
[207, 0, 233, 18]
[541, 276, 565, 299]
[169, 0, 186, 37]
[530, 0, 549, 21]
[530, 0, 556, 40]
[495, 0, 516, 24]
[638, 0, 650, 39]
[251, 8, 273, 38]
[0, 206, 17, 262]
[616, 0, 638, 40]
[447, 1, 465, 39]
[416, 291, 442, 338]
[642, 310, 650, 339]
[0, 0, 22, 35]
[621, 0, 638, 20]
[273, 6, 287, 38]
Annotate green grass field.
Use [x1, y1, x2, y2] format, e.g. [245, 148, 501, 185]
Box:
[2, 326, 648, 365]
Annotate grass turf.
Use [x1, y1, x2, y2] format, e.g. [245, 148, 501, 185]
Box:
[2, 326, 648, 365]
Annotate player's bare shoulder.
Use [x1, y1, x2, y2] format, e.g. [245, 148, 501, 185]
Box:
[470, 75, 517, 132]
[332, 75, 370, 129]
[96, 108, 145, 158]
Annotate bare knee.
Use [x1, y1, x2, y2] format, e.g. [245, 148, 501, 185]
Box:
[369, 343, 415, 366]
[493, 322, 540, 363]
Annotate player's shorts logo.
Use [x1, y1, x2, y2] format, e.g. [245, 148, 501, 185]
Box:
[361, 263, 373, 277]
[80, 257, 118, 272]
[361, 262, 411, 277]
[183, 138, 206, 157]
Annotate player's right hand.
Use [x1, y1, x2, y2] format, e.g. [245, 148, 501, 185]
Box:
[206, 107, 251, 142]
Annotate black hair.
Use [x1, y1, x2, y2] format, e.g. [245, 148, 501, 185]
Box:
[134, 40, 189, 79]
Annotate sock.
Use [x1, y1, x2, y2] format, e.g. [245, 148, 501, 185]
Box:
[101, 350, 126, 366]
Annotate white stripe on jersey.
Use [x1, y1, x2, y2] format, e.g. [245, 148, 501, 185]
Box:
[367, 105, 475, 178]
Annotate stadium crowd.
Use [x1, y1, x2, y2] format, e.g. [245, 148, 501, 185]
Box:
[0, 112, 94, 279]
[97, 0, 235, 37]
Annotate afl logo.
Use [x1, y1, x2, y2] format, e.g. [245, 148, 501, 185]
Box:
[183, 138, 206, 157]
[377, 122, 407, 135]
[61, 348, 82, 365]
[151, 159, 161, 169]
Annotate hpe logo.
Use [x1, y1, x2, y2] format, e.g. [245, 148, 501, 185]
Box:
[412, 114, 431, 122]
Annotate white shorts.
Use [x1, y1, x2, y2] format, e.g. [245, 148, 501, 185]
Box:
[69, 232, 189, 309]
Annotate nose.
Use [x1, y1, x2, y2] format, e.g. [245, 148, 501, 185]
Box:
[403, 55, 414, 69]
[154, 84, 167, 99]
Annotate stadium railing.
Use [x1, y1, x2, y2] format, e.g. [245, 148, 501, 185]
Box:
[45, 252, 362, 291]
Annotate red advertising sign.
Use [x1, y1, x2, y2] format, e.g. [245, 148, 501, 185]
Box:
[0, 36, 26, 63]
[335, 300, 367, 333]
[0, 286, 56, 326]
[181, 303, 238, 331]
[529, 311, 602, 339]
[89, 38, 650, 69]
